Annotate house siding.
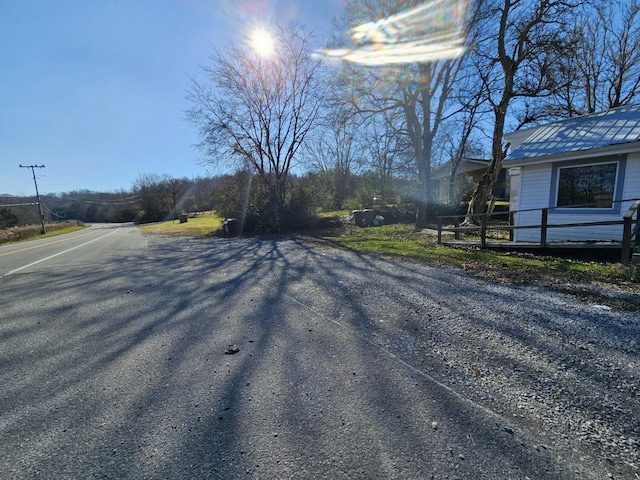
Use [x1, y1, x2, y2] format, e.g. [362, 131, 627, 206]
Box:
[513, 152, 640, 242]
[513, 165, 551, 242]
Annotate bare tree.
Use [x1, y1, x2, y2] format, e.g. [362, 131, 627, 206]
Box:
[563, 1, 640, 113]
[134, 173, 171, 223]
[358, 109, 414, 201]
[333, 0, 471, 228]
[166, 177, 190, 220]
[187, 23, 327, 229]
[607, 2, 640, 107]
[440, 64, 488, 205]
[465, 0, 579, 223]
[304, 106, 363, 209]
[438, 124, 485, 205]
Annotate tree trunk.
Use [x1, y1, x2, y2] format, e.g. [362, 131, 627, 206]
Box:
[414, 133, 433, 229]
[465, 99, 509, 224]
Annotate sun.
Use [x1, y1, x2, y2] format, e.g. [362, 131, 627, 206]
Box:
[250, 28, 275, 57]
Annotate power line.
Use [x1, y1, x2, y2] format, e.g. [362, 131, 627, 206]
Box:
[19, 164, 46, 234]
[63, 195, 141, 205]
[0, 202, 39, 207]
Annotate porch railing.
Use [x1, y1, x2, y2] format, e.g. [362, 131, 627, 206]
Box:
[622, 199, 640, 264]
[436, 198, 640, 265]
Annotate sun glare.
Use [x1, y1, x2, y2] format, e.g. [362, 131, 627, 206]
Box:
[317, 0, 468, 65]
[250, 28, 275, 57]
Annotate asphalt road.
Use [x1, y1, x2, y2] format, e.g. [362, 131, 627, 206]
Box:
[0, 225, 635, 479]
[0, 224, 144, 278]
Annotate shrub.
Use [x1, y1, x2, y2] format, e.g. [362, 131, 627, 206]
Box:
[0, 208, 20, 229]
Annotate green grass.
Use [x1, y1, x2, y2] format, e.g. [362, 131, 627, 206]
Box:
[0, 222, 88, 245]
[137, 212, 224, 237]
[330, 223, 638, 283]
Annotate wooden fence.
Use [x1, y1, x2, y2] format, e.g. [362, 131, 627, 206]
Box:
[436, 199, 640, 264]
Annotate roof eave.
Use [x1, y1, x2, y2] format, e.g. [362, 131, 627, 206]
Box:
[504, 141, 640, 168]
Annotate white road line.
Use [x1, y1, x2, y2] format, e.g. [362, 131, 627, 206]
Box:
[1, 228, 120, 278]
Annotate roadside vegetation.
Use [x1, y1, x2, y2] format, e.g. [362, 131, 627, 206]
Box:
[0, 222, 87, 246]
[325, 223, 638, 284]
[137, 212, 223, 237]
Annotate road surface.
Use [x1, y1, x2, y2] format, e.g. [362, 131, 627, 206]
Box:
[0, 224, 143, 278]
[0, 224, 637, 479]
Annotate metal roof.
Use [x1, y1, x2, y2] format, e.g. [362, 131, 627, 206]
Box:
[505, 104, 640, 162]
[431, 158, 489, 179]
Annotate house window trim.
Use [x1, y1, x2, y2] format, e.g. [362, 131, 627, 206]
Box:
[549, 155, 626, 215]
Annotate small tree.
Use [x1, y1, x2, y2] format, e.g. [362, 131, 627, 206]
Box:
[166, 177, 190, 220]
[133, 174, 172, 223]
[363, 110, 413, 201]
[303, 105, 364, 210]
[187, 23, 328, 231]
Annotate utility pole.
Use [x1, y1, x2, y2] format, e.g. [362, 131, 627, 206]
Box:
[20, 164, 46, 234]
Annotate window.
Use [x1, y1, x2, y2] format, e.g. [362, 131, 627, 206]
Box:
[556, 162, 618, 209]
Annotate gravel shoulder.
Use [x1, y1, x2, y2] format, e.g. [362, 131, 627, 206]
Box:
[451, 254, 640, 312]
[296, 233, 640, 478]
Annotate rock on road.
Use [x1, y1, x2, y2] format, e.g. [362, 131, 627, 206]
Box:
[0, 224, 638, 479]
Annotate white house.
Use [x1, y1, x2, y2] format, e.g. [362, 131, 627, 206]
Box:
[504, 104, 640, 243]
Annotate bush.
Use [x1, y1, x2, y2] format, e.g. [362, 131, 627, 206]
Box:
[342, 197, 362, 212]
[374, 203, 417, 224]
[0, 208, 20, 229]
[212, 171, 319, 234]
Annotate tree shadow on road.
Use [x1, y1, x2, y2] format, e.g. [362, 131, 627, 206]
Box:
[0, 234, 637, 479]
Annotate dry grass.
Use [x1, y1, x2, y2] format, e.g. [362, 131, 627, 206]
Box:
[0, 222, 88, 245]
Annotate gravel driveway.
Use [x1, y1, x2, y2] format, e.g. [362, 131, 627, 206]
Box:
[2, 233, 638, 479]
[255, 235, 639, 478]
[171, 235, 639, 478]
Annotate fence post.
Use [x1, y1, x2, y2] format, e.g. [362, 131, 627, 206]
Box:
[540, 209, 548, 248]
[437, 218, 442, 245]
[621, 199, 640, 264]
[454, 217, 460, 240]
[622, 215, 631, 265]
[509, 212, 514, 241]
[481, 214, 487, 249]
[636, 209, 640, 249]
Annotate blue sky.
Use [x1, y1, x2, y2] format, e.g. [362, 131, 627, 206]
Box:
[0, 0, 343, 195]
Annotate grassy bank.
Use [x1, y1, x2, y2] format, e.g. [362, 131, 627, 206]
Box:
[326, 223, 639, 286]
[0, 222, 88, 245]
[137, 212, 223, 237]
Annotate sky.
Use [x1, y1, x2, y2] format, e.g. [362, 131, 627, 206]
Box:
[0, 0, 344, 196]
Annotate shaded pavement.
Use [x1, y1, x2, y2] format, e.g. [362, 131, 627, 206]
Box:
[1, 230, 637, 479]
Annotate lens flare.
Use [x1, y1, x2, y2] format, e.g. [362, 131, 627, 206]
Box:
[318, 0, 469, 65]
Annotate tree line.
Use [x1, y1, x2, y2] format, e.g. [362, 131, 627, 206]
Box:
[187, 0, 640, 230]
[0, 176, 217, 228]
[0, 168, 427, 230]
